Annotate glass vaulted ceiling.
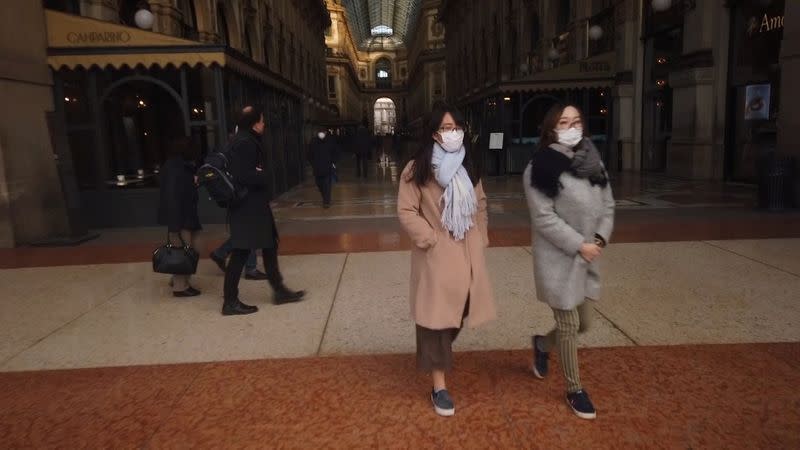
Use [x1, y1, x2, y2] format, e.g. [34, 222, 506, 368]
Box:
[341, 0, 422, 50]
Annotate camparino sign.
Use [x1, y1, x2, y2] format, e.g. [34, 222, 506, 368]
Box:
[66, 31, 132, 44]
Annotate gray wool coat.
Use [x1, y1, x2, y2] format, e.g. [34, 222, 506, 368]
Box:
[522, 159, 615, 311]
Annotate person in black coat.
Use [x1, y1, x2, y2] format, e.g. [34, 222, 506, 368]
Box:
[157, 137, 202, 297]
[222, 105, 305, 316]
[353, 124, 372, 179]
[209, 130, 265, 280]
[308, 128, 339, 208]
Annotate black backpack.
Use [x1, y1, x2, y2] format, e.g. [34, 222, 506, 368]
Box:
[197, 149, 248, 208]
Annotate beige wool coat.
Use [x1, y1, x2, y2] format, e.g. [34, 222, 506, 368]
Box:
[397, 162, 497, 330]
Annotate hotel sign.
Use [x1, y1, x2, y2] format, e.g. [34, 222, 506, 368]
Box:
[579, 61, 611, 73]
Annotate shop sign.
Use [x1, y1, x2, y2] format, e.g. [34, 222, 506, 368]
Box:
[66, 31, 131, 45]
[47, 10, 191, 48]
[579, 61, 611, 73]
[747, 14, 785, 37]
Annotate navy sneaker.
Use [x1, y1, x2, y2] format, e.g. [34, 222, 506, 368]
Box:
[532, 335, 549, 379]
[566, 390, 597, 420]
[431, 389, 455, 417]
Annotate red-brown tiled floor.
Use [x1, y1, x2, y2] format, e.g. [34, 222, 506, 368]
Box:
[1, 208, 799, 269]
[1, 343, 798, 449]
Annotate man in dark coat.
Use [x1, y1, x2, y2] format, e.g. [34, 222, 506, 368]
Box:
[209, 130, 265, 280]
[222, 105, 305, 316]
[353, 124, 372, 179]
[308, 128, 339, 208]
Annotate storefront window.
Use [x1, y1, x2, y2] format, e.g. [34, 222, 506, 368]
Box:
[67, 130, 97, 189]
[727, 0, 785, 182]
[61, 71, 92, 125]
[118, 0, 141, 28]
[45, 0, 80, 14]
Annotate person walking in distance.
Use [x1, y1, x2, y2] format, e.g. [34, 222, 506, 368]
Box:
[353, 123, 372, 179]
[398, 103, 496, 417]
[222, 105, 305, 315]
[308, 128, 339, 208]
[523, 104, 615, 420]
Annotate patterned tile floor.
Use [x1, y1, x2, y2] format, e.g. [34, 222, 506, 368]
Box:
[1, 158, 799, 448]
[1, 344, 798, 449]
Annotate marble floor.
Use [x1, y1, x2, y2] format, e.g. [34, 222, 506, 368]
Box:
[1, 240, 799, 372]
[1, 160, 799, 448]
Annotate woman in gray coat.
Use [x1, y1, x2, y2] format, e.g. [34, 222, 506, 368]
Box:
[523, 104, 615, 420]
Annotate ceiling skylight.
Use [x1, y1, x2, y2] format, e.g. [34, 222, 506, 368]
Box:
[371, 25, 394, 36]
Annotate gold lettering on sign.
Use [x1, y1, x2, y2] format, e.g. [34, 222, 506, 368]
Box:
[758, 14, 784, 33]
[66, 31, 132, 44]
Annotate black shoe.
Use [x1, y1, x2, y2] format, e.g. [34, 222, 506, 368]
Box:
[174, 287, 201, 298]
[566, 390, 597, 420]
[323, 203, 331, 209]
[273, 286, 305, 305]
[210, 252, 227, 273]
[532, 335, 549, 379]
[222, 299, 259, 316]
[244, 270, 269, 280]
[431, 389, 455, 417]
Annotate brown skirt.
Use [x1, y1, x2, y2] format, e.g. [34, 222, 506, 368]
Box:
[415, 298, 470, 372]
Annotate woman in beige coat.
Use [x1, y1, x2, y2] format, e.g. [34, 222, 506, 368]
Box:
[397, 104, 496, 417]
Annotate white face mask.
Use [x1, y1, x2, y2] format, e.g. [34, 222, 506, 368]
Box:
[555, 127, 583, 148]
[439, 129, 465, 152]
[317, 132, 326, 140]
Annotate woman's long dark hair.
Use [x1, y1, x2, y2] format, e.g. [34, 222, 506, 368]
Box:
[405, 103, 480, 187]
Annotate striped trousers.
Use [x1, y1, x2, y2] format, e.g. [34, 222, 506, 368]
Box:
[540, 300, 594, 393]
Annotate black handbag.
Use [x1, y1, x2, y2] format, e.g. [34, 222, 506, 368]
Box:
[152, 233, 199, 275]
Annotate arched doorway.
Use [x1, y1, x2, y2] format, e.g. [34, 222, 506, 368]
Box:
[373, 97, 396, 136]
[520, 94, 560, 143]
[102, 78, 188, 183]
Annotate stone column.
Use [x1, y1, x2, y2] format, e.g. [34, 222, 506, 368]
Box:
[778, 0, 800, 201]
[612, 0, 641, 172]
[665, 1, 726, 179]
[0, 0, 70, 247]
[667, 67, 715, 178]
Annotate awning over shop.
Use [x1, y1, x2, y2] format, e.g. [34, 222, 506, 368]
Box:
[500, 52, 617, 93]
[45, 9, 224, 69]
[47, 51, 226, 70]
[44, 9, 314, 100]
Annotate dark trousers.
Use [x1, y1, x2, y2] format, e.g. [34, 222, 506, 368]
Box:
[224, 247, 282, 301]
[356, 154, 369, 178]
[415, 298, 470, 372]
[213, 238, 257, 272]
[315, 175, 332, 205]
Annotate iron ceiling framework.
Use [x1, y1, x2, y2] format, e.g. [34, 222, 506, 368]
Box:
[341, 0, 423, 49]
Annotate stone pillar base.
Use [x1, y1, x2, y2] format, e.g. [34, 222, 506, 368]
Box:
[667, 67, 718, 180]
[666, 139, 714, 179]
